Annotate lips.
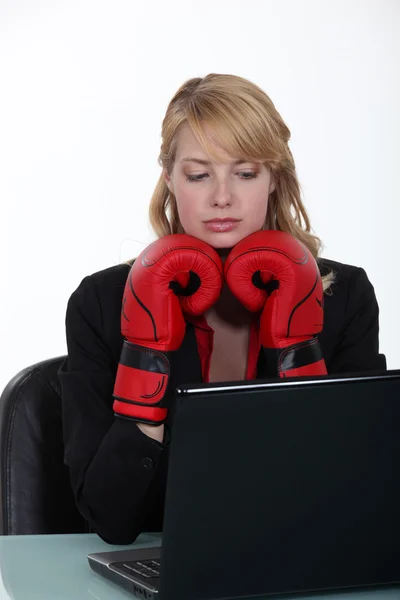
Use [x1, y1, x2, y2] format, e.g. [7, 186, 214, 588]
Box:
[204, 219, 241, 233]
[204, 218, 241, 223]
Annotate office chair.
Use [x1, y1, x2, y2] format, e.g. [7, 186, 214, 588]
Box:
[0, 356, 89, 534]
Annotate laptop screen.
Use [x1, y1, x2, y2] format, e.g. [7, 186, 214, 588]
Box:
[159, 371, 400, 600]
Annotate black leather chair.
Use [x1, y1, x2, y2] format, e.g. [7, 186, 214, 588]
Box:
[0, 357, 89, 534]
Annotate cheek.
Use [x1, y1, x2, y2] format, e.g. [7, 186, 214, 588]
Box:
[245, 195, 269, 225]
[174, 188, 201, 231]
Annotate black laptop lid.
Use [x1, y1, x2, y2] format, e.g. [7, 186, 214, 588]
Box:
[160, 371, 400, 600]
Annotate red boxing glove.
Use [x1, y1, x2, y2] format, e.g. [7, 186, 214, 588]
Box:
[224, 230, 327, 378]
[113, 234, 224, 424]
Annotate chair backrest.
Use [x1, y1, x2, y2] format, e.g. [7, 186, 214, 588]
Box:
[0, 356, 88, 534]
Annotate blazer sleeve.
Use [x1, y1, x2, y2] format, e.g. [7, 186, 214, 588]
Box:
[58, 275, 168, 544]
[327, 267, 387, 374]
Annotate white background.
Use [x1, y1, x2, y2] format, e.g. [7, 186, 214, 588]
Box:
[1, 0, 399, 395]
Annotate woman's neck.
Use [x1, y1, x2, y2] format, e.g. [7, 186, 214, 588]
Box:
[205, 283, 252, 327]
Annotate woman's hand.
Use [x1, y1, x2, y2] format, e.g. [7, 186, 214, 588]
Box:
[113, 233, 224, 426]
[224, 230, 327, 378]
[137, 422, 165, 443]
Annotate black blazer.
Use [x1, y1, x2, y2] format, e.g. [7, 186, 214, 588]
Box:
[58, 257, 386, 544]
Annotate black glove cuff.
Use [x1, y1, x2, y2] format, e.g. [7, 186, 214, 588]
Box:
[263, 338, 323, 377]
[120, 341, 171, 376]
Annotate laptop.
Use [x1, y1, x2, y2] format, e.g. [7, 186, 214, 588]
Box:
[88, 370, 400, 600]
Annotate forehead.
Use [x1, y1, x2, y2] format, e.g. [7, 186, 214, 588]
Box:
[174, 123, 231, 162]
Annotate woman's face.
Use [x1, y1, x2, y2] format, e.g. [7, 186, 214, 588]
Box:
[163, 123, 275, 250]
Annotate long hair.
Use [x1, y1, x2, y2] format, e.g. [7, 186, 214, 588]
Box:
[142, 73, 335, 293]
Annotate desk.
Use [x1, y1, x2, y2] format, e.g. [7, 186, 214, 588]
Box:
[0, 534, 398, 600]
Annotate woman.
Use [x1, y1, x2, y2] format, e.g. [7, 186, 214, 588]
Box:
[58, 73, 386, 544]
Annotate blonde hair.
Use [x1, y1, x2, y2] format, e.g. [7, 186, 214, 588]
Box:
[134, 73, 335, 294]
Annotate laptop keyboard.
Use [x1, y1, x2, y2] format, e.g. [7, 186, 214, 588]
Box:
[113, 559, 161, 579]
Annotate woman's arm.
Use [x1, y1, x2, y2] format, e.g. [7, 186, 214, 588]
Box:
[58, 276, 168, 544]
[327, 267, 387, 374]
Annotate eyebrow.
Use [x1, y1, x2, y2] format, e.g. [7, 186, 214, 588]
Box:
[179, 157, 253, 166]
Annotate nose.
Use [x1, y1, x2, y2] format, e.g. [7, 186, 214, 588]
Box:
[210, 179, 233, 207]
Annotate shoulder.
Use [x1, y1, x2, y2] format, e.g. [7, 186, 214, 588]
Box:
[317, 258, 385, 373]
[318, 256, 363, 283]
[65, 262, 132, 330]
[85, 262, 131, 290]
[317, 256, 377, 299]
[317, 256, 380, 345]
[68, 262, 131, 304]
[64, 262, 133, 361]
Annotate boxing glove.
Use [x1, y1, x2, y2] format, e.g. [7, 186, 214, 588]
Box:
[113, 234, 224, 424]
[224, 230, 327, 378]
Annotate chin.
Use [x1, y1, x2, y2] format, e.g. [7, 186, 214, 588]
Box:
[203, 230, 253, 250]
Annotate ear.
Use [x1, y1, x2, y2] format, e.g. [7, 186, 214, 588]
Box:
[163, 169, 174, 194]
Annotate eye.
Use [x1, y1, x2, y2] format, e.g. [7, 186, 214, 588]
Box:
[186, 173, 209, 182]
[239, 171, 258, 180]
[185, 171, 258, 183]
